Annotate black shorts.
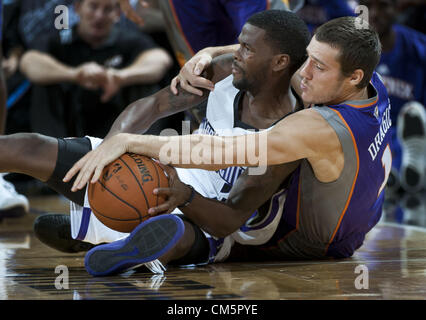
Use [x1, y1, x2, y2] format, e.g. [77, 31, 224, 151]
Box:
[46, 137, 92, 207]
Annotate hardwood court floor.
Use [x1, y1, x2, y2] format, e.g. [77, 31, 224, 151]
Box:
[0, 193, 425, 300]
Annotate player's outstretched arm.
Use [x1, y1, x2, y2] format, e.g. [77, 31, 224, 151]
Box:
[64, 109, 329, 191]
[149, 161, 300, 238]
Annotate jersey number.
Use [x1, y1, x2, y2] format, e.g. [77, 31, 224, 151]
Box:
[378, 144, 392, 197]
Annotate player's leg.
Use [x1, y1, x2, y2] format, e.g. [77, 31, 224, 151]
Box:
[29, 136, 98, 253]
[84, 214, 211, 276]
[0, 133, 96, 252]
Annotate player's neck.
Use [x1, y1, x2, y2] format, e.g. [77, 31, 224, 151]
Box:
[331, 86, 369, 106]
[243, 79, 294, 123]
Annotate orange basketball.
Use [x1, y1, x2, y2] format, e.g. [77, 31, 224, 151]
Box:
[88, 153, 169, 233]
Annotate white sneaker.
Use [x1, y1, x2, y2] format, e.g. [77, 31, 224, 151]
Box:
[401, 192, 426, 227]
[0, 173, 29, 218]
[397, 101, 426, 193]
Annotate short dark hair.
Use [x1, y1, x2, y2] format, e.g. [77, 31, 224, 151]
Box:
[246, 10, 311, 74]
[314, 16, 381, 88]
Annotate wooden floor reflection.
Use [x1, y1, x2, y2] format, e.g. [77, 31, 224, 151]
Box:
[0, 194, 425, 300]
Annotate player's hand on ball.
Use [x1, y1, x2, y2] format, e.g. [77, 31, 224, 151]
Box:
[63, 133, 132, 191]
[148, 164, 192, 215]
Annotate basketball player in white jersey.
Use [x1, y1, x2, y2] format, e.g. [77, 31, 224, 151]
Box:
[0, 10, 310, 270]
[67, 16, 388, 277]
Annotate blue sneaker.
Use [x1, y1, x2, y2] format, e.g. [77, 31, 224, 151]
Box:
[85, 214, 185, 276]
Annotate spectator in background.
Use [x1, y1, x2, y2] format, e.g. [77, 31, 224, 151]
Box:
[295, 0, 355, 34]
[0, 0, 29, 218]
[118, 0, 301, 125]
[396, 0, 425, 34]
[359, 0, 426, 194]
[19, 0, 172, 138]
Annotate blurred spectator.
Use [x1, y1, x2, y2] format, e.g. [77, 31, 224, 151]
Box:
[119, 0, 299, 67]
[0, 0, 29, 218]
[118, 0, 300, 125]
[296, 0, 355, 34]
[396, 0, 425, 34]
[19, 0, 172, 138]
[360, 0, 425, 193]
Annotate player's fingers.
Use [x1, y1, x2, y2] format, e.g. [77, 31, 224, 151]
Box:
[156, 162, 176, 178]
[72, 156, 100, 191]
[153, 187, 172, 197]
[191, 77, 215, 91]
[63, 155, 88, 182]
[148, 202, 171, 215]
[91, 165, 105, 184]
[194, 57, 211, 75]
[170, 76, 179, 95]
[180, 79, 204, 96]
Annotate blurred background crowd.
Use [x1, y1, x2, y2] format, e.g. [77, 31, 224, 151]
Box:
[1, 0, 425, 226]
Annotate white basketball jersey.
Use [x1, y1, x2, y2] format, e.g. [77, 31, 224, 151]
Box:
[71, 75, 294, 252]
[175, 75, 258, 202]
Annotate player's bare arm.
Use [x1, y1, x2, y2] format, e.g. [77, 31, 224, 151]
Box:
[150, 161, 300, 238]
[65, 107, 343, 190]
[105, 53, 234, 138]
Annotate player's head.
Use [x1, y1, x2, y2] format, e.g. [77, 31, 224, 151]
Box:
[75, 0, 120, 44]
[358, 0, 397, 38]
[299, 16, 381, 105]
[232, 10, 310, 92]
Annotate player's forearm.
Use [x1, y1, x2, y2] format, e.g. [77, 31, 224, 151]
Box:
[181, 194, 252, 238]
[198, 44, 239, 59]
[20, 50, 77, 84]
[105, 85, 207, 139]
[117, 49, 172, 86]
[126, 133, 267, 170]
[105, 96, 158, 139]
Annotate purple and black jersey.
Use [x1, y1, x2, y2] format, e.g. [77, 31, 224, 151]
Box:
[262, 72, 392, 259]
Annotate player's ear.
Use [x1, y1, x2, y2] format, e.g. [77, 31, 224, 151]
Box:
[349, 69, 364, 87]
[272, 54, 290, 72]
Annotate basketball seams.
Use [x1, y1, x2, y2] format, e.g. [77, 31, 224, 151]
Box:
[94, 179, 143, 222]
[88, 153, 169, 233]
[119, 155, 151, 213]
[91, 205, 141, 222]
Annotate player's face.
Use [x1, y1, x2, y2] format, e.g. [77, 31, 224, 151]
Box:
[298, 36, 354, 105]
[76, 0, 120, 42]
[359, 0, 395, 37]
[232, 24, 274, 92]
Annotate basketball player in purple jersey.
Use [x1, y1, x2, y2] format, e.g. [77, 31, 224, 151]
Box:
[68, 16, 392, 275]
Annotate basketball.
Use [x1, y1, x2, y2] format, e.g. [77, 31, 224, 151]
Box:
[87, 153, 169, 233]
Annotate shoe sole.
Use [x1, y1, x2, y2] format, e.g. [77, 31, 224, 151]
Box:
[85, 214, 184, 276]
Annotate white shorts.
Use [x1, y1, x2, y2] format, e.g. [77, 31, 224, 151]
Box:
[70, 137, 285, 263]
